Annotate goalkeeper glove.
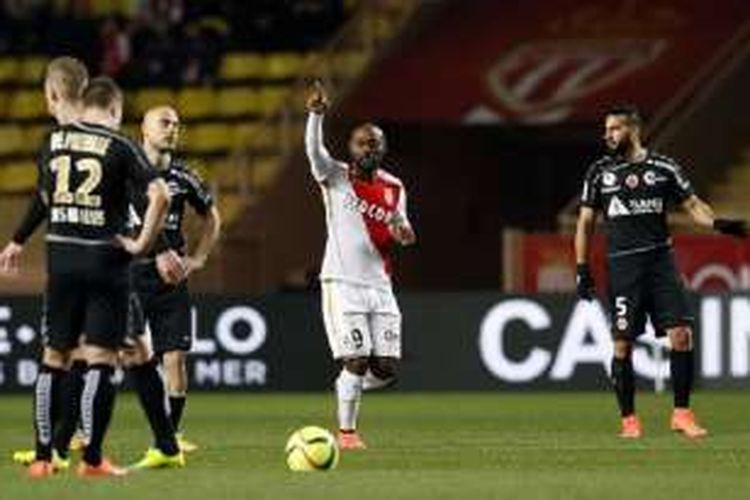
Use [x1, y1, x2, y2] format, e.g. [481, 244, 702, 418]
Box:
[713, 218, 747, 238]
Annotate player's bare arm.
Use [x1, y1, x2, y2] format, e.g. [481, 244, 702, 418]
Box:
[574, 206, 597, 300]
[682, 195, 747, 237]
[118, 179, 171, 255]
[183, 205, 222, 276]
[389, 202, 416, 246]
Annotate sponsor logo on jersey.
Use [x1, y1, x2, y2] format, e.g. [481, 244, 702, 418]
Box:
[602, 172, 618, 187]
[607, 196, 630, 217]
[625, 173, 639, 189]
[607, 196, 664, 218]
[344, 193, 394, 224]
[629, 198, 663, 214]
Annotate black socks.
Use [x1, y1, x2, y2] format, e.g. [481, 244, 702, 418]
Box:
[670, 350, 694, 408]
[611, 357, 635, 417]
[169, 395, 186, 433]
[34, 364, 65, 461]
[54, 359, 86, 459]
[131, 359, 179, 456]
[81, 364, 116, 466]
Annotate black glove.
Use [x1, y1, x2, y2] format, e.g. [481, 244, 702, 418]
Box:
[576, 263, 595, 301]
[714, 218, 747, 238]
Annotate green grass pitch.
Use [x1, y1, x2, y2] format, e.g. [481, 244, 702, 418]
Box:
[2, 391, 750, 499]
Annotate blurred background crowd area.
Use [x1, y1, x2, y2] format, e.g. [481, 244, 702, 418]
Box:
[0, 0, 749, 295]
[0, 0, 352, 85]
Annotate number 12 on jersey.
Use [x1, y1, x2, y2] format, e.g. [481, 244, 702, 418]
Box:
[50, 155, 103, 208]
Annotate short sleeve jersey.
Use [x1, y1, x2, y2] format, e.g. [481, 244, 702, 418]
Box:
[40, 121, 159, 244]
[579, 151, 694, 256]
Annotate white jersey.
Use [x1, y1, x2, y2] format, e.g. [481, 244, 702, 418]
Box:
[305, 113, 412, 290]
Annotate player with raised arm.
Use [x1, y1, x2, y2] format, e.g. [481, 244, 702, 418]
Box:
[305, 82, 415, 450]
[127, 105, 221, 467]
[21, 77, 170, 478]
[575, 105, 747, 439]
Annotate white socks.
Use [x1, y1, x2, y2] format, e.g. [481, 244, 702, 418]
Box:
[335, 369, 363, 431]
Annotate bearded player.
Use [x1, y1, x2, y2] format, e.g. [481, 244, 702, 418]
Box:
[575, 105, 747, 439]
[305, 82, 415, 450]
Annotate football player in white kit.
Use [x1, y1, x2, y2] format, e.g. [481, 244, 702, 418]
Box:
[305, 82, 416, 450]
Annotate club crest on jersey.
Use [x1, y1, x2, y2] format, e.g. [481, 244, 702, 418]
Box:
[602, 172, 618, 187]
[625, 174, 639, 189]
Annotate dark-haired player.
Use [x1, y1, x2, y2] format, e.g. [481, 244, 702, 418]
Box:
[575, 105, 747, 439]
[305, 82, 415, 450]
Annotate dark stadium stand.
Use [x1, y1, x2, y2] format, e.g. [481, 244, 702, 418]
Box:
[0, 0, 419, 293]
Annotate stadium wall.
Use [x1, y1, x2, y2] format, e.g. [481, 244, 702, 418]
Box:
[0, 293, 748, 392]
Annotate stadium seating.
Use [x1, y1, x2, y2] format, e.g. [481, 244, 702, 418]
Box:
[7, 90, 46, 120]
[130, 88, 177, 118]
[0, 58, 20, 83]
[216, 88, 262, 117]
[0, 125, 24, 155]
[177, 88, 218, 120]
[219, 53, 269, 81]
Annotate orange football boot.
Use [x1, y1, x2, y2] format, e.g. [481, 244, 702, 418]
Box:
[671, 408, 708, 439]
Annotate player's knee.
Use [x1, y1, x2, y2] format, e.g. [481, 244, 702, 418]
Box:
[82, 343, 118, 366]
[669, 326, 692, 351]
[613, 339, 633, 359]
[342, 357, 369, 376]
[369, 357, 398, 380]
[163, 350, 185, 372]
[163, 350, 188, 390]
[42, 347, 70, 369]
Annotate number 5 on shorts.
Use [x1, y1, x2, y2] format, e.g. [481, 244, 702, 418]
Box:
[615, 296, 629, 332]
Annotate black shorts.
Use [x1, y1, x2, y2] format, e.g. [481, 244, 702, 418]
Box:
[607, 246, 693, 339]
[44, 246, 130, 351]
[128, 262, 192, 355]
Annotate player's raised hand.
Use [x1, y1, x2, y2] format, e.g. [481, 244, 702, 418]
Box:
[156, 249, 187, 284]
[306, 80, 329, 114]
[576, 263, 596, 301]
[0, 242, 23, 276]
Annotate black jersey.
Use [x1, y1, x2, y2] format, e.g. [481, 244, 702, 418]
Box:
[39, 122, 159, 246]
[129, 157, 213, 256]
[579, 151, 694, 256]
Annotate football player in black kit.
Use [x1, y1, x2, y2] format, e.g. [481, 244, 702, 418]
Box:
[575, 105, 747, 439]
[2, 61, 184, 474]
[22, 77, 170, 477]
[125, 105, 221, 465]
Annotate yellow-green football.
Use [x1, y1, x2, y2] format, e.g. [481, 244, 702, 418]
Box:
[285, 426, 339, 471]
